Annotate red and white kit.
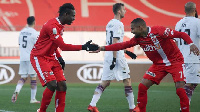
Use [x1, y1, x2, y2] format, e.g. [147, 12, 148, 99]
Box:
[105, 26, 193, 84]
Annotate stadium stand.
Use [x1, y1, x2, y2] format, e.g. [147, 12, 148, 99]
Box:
[0, 0, 199, 31]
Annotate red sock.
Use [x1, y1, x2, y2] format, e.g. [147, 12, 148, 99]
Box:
[55, 91, 66, 112]
[137, 83, 148, 112]
[176, 88, 189, 112]
[40, 88, 54, 112]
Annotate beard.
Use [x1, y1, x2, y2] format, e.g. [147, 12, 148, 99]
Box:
[134, 34, 141, 38]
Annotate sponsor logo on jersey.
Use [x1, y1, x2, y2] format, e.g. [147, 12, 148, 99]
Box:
[0, 64, 15, 84]
[77, 64, 103, 84]
[143, 45, 156, 51]
[146, 71, 156, 77]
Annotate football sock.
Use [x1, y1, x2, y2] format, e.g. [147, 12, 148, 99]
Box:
[125, 86, 135, 109]
[184, 84, 197, 103]
[30, 80, 37, 100]
[176, 88, 189, 112]
[40, 88, 54, 112]
[15, 78, 25, 93]
[90, 85, 104, 107]
[55, 91, 66, 112]
[137, 83, 148, 112]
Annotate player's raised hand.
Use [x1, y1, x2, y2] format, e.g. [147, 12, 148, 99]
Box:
[190, 44, 200, 56]
[82, 40, 99, 51]
[89, 46, 104, 53]
[125, 50, 137, 59]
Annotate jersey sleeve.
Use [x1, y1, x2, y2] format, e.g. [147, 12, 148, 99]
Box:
[174, 22, 180, 42]
[105, 37, 137, 51]
[45, 24, 82, 51]
[197, 19, 200, 38]
[112, 24, 123, 38]
[33, 31, 39, 43]
[54, 37, 82, 51]
[157, 26, 193, 44]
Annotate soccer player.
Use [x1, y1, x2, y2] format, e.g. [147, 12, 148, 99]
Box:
[175, 2, 200, 111]
[31, 3, 98, 112]
[93, 18, 200, 112]
[88, 3, 137, 112]
[11, 16, 40, 104]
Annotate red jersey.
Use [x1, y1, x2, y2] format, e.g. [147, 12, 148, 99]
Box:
[31, 18, 82, 59]
[105, 26, 193, 66]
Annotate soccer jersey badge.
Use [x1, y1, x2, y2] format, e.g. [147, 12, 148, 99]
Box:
[53, 28, 57, 34]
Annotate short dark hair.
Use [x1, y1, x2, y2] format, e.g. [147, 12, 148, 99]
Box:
[131, 18, 146, 27]
[58, 3, 75, 16]
[27, 16, 35, 25]
[113, 3, 124, 15]
[185, 2, 196, 14]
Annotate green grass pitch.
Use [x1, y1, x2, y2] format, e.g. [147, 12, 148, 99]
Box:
[0, 83, 199, 112]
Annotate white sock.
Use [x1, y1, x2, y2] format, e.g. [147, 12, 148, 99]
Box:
[31, 86, 37, 100]
[90, 85, 104, 107]
[126, 92, 135, 109]
[31, 80, 37, 100]
[15, 78, 25, 93]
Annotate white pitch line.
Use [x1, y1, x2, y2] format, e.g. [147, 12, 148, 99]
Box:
[0, 110, 15, 112]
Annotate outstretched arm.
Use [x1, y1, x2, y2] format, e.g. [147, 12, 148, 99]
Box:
[173, 31, 199, 55]
[54, 37, 98, 51]
[54, 36, 82, 51]
[102, 38, 137, 51]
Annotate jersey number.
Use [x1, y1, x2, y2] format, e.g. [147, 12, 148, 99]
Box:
[22, 36, 27, 48]
[178, 29, 190, 45]
[106, 31, 113, 45]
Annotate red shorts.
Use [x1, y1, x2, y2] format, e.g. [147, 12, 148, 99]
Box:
[143, 64, 186, 85]
[30, 55, 65, 86]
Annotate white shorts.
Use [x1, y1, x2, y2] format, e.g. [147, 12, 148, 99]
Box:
[184, 63, 200, 84]
[101, 59, 130, 81]
[18, 61, 36, 78]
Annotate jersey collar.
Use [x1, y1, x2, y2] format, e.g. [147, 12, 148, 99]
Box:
[56, 17, 62, 25]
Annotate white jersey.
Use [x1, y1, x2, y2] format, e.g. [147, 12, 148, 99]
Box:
[105, 19, 125, 60]
[19, 27, 38, 61]
[175, 17, 200, 63]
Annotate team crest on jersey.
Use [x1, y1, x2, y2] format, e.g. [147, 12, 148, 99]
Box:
[49, 71, 54, 75]
[53, 28, 57, 34]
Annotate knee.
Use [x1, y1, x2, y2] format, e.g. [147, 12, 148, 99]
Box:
[46, 80, 57, 92]
[175, 81, 185, 89]
[19, 78, 27, 83]
[141, 78, 153, 88]
[100, 81, 110, 88]
[57, 81, 67, 91]
[123, 78, 131, 86]
[106, 81, 110, 87]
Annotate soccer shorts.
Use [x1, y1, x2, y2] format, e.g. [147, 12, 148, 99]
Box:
[30, 55, 65, 86]
[143, 64, 186, 85]
[184, 63, 200, 84]
[101, 59, 130, 81]
[18, 61, 36, 78]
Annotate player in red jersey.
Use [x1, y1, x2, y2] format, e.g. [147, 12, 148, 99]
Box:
[93, 18, 199, 112]
[31, 3, 98, 112]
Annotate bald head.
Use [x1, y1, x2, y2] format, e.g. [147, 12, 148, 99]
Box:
[185, 2, 196, 14]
